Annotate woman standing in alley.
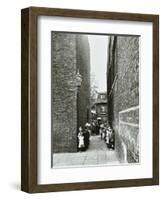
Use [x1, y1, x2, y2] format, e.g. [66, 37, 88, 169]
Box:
[78, 127, 85, 152]
[83, 124, 90, 150]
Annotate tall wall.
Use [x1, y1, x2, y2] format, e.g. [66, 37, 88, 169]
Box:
[77, 35, 91, 129]
[107, 36, 139, 163]
[51, 32, 90, 153]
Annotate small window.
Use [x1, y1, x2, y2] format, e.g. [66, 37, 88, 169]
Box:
[100, 95, 105, 99]
[101, 106, 106, 112]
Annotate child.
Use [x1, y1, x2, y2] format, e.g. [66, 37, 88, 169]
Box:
[106, 128, 110, 146]
[100, 123, 104, 139]
[78, 127, 85, 152]
[106, 127, 112, 148]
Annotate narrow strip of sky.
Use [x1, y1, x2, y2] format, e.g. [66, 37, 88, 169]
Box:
[88, 35, 108, 92]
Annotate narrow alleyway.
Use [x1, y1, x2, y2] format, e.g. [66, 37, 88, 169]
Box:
[52, 135, 120, 168]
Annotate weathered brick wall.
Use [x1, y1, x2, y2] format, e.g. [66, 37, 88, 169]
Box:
[51, 32, 77, 153]
[51, 32, 90, 153]
[107, 36, 139, 163]
[77, 35, 91, 129]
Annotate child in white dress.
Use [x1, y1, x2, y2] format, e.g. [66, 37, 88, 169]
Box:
[106, 127, 112, 147]
[78, 127, 84, 151]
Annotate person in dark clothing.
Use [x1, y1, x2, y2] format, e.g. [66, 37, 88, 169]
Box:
[91, 122, 96, 135]
[95, 123, 100, 135]
[83, 126, 90, 150]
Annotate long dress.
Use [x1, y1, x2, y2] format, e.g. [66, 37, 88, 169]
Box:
[78, 133, 84, 148]
[106, 130, 112, 145]
[106, 131, 110, 145]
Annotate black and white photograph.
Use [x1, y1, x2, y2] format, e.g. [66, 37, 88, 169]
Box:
[20, 6, 159, 193]
[51, 32, 139, 168]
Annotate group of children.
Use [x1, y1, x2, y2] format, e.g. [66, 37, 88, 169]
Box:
[77, 122, 115, 152]
[77, 123, 91, 152]
[100, 124, 115, 150]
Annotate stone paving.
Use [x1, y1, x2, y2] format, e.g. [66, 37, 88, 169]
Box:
[52, 135, 120, 168]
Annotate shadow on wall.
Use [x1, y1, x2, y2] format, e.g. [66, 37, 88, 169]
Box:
[107, 35, 139, 164]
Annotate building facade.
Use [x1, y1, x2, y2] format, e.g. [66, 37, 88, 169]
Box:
[107, 36, 139, 163]
[51, 32, 90, 153]
[93, 92, 108, 122]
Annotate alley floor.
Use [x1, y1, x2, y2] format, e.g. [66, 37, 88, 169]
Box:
[52, 135, 120, 168]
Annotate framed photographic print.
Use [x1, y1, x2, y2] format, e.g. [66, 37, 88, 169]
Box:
[21, 7, 159, 193]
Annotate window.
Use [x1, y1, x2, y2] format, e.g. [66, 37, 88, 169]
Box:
[101, 106, 106, 113]
[100, 94, 106, 99]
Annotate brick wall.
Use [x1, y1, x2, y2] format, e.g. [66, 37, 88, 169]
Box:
[77, 35, 91, 129]
[51, 32, 90, 153]
[107, 36, 139, 163]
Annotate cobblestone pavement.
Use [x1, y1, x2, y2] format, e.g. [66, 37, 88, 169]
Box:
[52, 135, 120, 168]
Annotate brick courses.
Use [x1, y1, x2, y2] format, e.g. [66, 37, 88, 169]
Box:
[51, 32, 90, 153]
[107, 36, 139, 163]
